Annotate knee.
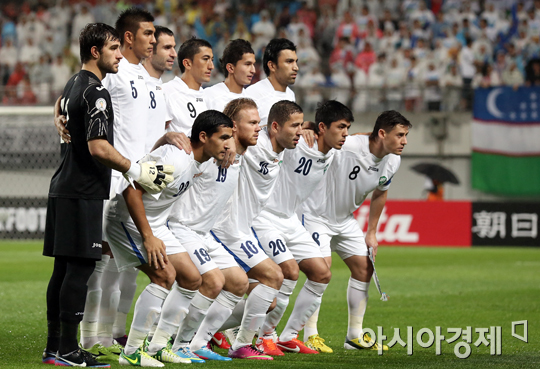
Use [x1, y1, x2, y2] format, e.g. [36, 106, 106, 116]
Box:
[202, 272, 225, 297]
[260, 263, 284, 289]
[151, 268, 176, 290]
[280, 261, 299, 281]
[177, 273, 202, 291]
[225, 273, 249, 297]
[308, 267, 332, 284]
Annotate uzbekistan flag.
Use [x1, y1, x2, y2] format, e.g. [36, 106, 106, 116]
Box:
[472, 87, 540, 196]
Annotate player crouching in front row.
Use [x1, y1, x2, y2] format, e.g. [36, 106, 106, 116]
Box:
[103, 111, 233, 367]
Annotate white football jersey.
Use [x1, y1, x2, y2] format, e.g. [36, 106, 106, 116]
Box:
[203, 82, 245, 112]
[302, 135, 401, 224]
[245, 78, 295, 126]
[212, 129, 283, 238]
[105, 145, 203, 228]
[170, 155, 242, 233]
[162, 76, 207, 135]
[264, 137, 334, 218]
[102, 58, 150, 164]
[142, 69, 167, 153]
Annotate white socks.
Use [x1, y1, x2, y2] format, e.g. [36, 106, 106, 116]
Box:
[347, 277, 369, 341]
[190, 290, 243, 351]
[148, 283, 196, 355]
[303, 306, 320, 341]
[219, 298, 245, 331]
[124, 284, 169, 355]
[258, 278, 297, 339]
[171, 292, 214, 351]
[231, 284, 278, 351]
[96, 263, 121, 347]
[279, 280, 328, 342]
[80, 254, 110, 348]
[113, 268, 139, 339]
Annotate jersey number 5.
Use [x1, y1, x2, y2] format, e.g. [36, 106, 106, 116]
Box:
[130, 81, 138, 99]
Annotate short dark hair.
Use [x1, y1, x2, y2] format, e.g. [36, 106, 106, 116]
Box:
[177, 37, 212, 73]
[223, 98, 258, 121]
[369, 110, 412, 140]
[263, 38, 296, 76]
[220, 39, 255, 77]
[115, 7, 154, 46]
[153, 26, 174, 53]
[79, 23, 120, 64]
[314, 100, 354, 134]
[191, 110, 234, 143]
[268, 100, 303, 127]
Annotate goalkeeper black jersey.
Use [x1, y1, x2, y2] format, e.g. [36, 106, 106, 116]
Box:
[48, 70, 114, 199]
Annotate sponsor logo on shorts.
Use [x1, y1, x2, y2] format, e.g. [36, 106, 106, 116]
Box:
[92, 242, 102, 248]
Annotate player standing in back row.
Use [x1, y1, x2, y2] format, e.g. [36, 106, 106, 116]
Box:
[203, 39, 256, 112]
[245, 38, 298, 126]
[301, 110, 411, 351]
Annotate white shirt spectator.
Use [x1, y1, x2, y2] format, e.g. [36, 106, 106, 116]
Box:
[459, 45, 476, 78]
[0, 40, 18, 69]
[71, 6, 95, 41]
[329, 67, 351, 104]
[51, 56, 72, 94]
[19, 38, 42, 65]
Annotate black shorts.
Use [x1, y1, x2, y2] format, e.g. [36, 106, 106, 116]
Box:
[43, 197, 104, 260]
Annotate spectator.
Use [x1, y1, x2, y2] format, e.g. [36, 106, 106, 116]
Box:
[19, 37, 42, 66]
[367, 53, 386, 111]
[296, 66, 325, 111]
[296, 2, 317, 37]
[18, 74, 37, 105]
[70, 5, 95, 41]
[502, 61, 525, 89]
[275, 4, 291, 30]
[330, 63, 352, 105]
[424, 62, 442, 111]
[526, 59, 540, 86]
[50, 55, 72, 97]
[251, 10, 276, 54]
[404, 56, 422, 111]
[385, 58, 405, 111]
[459, 38, 475, 109]
[354, 41, 376, 74]
[410, 1, 435, 29]
[336, 12, 361, 47]
[379, 8, 397, 32]
[440, 64, 463, 111]
[473, 63, 501, 88]
[232, 18, 252, 41]
[0, 38, 18, 85]
[352, 67, 368, 112]
[330, 37, 355, 74]
[362, 19, 383, 51]
[287, 14, 310, 46]
[296, 33, 320, 73]
[6, 62, 26, 96]
[355, 5, 377, 35]
[473, 44, 493, 69]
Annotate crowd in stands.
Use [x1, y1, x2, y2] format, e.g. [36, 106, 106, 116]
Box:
[2, 0, 540, 111]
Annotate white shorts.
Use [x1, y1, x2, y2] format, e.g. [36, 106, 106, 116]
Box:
[301, 213, 368, 260]
[252, 210, 323, 264]
[168, 222, 239, 274]
[104, 218, 186, 272]
[209, 229, 269, 273]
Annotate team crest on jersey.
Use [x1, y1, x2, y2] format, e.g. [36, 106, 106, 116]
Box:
[378, 176, 387, 185]
[95, 98, 107, 111]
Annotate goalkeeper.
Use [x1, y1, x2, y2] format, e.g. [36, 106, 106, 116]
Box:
[42, 23, 173, 367]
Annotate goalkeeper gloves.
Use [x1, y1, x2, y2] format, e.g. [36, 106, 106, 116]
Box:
[124, 160, 174, 194]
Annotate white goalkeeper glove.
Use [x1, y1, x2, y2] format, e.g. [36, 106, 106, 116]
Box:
[124, 160, 174, 194]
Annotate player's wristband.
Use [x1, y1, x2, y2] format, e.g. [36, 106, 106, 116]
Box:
[125, 162, 141, 180]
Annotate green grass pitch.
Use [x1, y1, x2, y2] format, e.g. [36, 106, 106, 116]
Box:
[0, 241, 538, 368]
